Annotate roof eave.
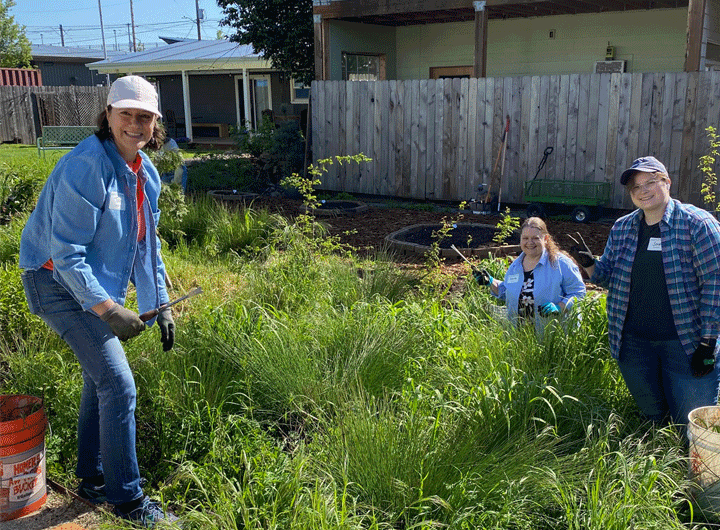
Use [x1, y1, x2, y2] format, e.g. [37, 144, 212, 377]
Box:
[89, 57, 272, 74]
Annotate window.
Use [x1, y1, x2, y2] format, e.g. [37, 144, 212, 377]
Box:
[290, 79, 310, 104]
[342, 53, 383, 81]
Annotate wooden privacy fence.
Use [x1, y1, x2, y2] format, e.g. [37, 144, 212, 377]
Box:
[311, 71, 720, 210]
[0, 86, 109, 145]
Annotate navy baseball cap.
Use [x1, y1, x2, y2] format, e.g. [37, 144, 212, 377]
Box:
[620, 156, 668, 185]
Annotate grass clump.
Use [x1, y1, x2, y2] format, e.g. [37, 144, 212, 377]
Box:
[0, 144, 707, 529]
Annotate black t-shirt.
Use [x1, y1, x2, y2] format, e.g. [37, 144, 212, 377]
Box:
[518, 269, 535, 320]
[623, 219, 678, 340]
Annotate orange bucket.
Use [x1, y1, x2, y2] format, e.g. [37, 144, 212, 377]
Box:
[0, 395, 47, 521]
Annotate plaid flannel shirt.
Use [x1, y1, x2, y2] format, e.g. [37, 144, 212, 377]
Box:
[591, 199, 720, 360]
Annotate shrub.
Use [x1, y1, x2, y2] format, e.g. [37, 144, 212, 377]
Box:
[186, 155, 255, 193]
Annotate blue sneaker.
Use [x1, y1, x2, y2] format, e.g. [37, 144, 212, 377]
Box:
[77, 479, 107, 504]
[114, 496, 179, 528]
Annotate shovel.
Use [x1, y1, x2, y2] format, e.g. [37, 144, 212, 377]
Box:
[139, 286, 203, 322]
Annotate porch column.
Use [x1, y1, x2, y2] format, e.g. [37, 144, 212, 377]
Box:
[243, 68, 251, 128]
[181, 70, 193, 142]
[684, 0, 707, 71]
[473, 1, 488, 78]
[314, 14, 325, 80]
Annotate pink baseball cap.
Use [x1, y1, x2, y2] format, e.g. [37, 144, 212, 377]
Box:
[107, 75, 162, 117]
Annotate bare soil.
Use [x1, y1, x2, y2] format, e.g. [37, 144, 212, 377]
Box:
[252, 196, 613, 260]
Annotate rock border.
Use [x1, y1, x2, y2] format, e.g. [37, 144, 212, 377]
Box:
[298, 200, 369, 217]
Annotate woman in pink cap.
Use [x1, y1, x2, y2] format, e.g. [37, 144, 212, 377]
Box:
[19, 76, 178, 527]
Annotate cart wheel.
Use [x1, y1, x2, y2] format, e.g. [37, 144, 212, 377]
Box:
[571, 206, 592, 223]
[526, 203, 545, 219]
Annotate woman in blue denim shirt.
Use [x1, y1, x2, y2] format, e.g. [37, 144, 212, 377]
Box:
[19, 76, 178, 527]
[475, 217, 586, 330]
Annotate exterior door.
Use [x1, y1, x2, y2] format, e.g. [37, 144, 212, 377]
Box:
[235, 74, 273, 130]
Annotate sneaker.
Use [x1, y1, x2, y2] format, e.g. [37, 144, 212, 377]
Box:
[114, 495, 180, 528]
[77, 479, 107, 504]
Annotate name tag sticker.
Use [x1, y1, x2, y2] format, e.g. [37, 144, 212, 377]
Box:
[647, 237, 661, 251]
[108, 192, 125, 211]
[506, 273, 520, 284]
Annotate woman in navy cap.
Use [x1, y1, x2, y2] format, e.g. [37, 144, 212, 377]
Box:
[19, 75, 178, 527]
[569, 156, 720, 427]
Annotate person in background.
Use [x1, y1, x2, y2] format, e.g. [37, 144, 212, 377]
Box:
[568, 156, 720, 427]
[19, 76, 178, 527]
[474, 217, 586, 329]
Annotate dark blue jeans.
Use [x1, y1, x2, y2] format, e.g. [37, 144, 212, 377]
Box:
[21, 268, 143, 505]
[618, 332, 720, 426]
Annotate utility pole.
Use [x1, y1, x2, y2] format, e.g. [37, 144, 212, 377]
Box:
[127, 24, 132, 51]
[196, 0, 202, 40]
[114, 29, 118, 51]
[98, 0, 110, 85]
[59, 24, 65, 46]
[130, 0, 137, 52]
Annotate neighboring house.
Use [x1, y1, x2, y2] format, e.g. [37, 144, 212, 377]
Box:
[313, 0, 717, 80]
[308, 0, 720, 209]
[31, 44, 122, 86]
[89, 39, 309, 143]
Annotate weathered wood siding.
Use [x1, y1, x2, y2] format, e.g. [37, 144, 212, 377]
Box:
[0, 86, 109, 145]
[312, 72, 720, 209]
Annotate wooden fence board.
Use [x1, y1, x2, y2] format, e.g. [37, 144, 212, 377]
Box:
[584, 74, 601, 181]
[310, 72, 720, 208]
[545, 76, 560, 179]
[575, 74, 590, 181]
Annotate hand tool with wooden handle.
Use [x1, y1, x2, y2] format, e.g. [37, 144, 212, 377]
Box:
[139, 286, 203, 322]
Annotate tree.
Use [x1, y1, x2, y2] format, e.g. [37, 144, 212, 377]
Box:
[0, 0, 32, 68]
[218, 0, 313, 85]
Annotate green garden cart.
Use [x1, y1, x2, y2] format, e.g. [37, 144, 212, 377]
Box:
[524, 178, 612, 223]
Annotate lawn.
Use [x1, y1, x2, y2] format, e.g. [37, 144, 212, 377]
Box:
[0, 145, 712, 529]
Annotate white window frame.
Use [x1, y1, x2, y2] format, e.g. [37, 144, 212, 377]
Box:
[290, 78, 310, 104]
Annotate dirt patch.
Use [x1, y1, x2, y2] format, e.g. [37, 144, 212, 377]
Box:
[251, 197, 613, 260]
[9, 483, 104, 530]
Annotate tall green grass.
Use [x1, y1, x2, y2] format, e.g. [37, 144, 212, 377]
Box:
[0, 148, 708, 529]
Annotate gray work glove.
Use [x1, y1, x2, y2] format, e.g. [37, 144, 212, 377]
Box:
[157, 308, 175, 351]
[100, 302, 145, 341]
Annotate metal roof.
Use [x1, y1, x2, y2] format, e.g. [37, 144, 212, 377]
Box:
[88, 39, 269, 74]
[32, 44, 126, 61]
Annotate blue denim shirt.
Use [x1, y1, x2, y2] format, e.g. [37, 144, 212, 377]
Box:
[19, 134, 169, 317]
[494, 249, 586, 329]
[591, 199, 720, 359]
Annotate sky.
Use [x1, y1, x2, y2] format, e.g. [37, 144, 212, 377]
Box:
[9, 0, 228, 53]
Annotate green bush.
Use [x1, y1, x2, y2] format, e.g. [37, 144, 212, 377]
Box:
[186, 155, 255, 193]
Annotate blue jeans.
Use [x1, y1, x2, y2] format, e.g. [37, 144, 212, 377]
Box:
[618, 332, 720, 425]
[21, 268, 143, 505]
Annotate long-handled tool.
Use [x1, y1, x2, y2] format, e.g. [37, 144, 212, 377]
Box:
[450, 244, 480, 273]
[497, 115, 510, 212]
[484, 116, 510, 206]
[140, 286, 203, 322]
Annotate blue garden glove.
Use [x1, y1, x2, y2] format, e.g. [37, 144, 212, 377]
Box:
[157, 308, 175, 351]
[691, 338, 716, 377]
[538, 302, 560, 317]
[473, 268, 494, 286]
